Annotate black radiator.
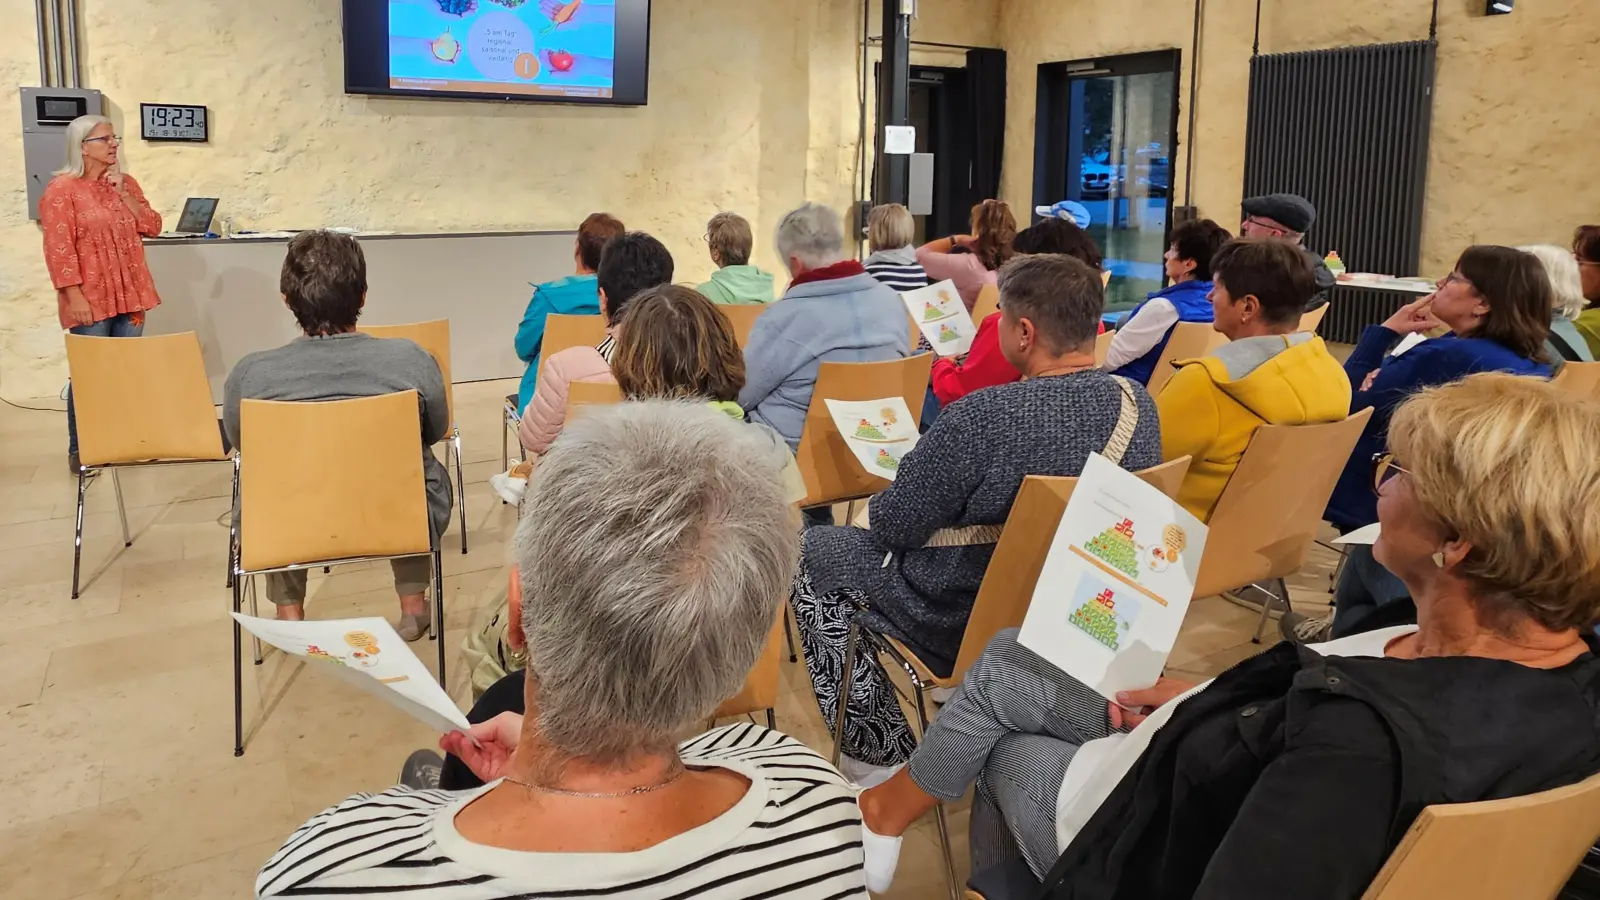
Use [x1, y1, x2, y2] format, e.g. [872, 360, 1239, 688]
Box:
[1243, 40, 1437, 344]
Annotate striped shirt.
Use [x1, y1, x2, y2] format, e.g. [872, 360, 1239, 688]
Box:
[863, 260, 930, 294]
[256, 724, 867, 899]
[596, 334, 616, 364]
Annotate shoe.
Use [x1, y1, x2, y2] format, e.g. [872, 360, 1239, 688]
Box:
[859, 799, 903, 893]
[396, 603, 433, 642]
[839, 756, 905, 790]
[1280, 611, 1333, 644]
[399, 749, 443, 790]
[490, 464, 531, 506]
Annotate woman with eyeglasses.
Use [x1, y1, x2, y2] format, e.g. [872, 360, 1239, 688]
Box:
[40, 115, 164, 474]
[1573, 225, 1600, 357]
[856, 374, 1600, 899]
[1282, 245, 1552, 643]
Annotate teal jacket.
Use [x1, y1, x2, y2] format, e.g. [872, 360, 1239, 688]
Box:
[514, 274, 600, 413]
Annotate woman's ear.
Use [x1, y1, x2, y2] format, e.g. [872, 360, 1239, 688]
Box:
[1438, 538, 1473, 571]
[598, 289, 610, 319]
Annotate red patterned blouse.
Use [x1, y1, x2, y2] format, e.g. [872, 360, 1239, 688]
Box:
[40, 174, 164, 329]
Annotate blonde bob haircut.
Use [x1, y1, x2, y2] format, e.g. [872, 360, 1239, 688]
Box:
[55, 115, 115, 178]
[867, 203, 915, 252]
[1388, 373, 1600, 633]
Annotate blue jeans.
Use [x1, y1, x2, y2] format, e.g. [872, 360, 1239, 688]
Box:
[1330, 543, 1411, 639]
[66, 313, 144, 455]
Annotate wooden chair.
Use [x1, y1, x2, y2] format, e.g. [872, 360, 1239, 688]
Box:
[795, 354, 936, 511]
[64, 333, 231, 599]
[1094, 330, 1115, 366]
[230, 391, 444, 757]
[1553, 361, 1600, 399]
[712, 614, 789, 729]
[970, 283, 1001, 326]
[1146, 322, 1228, 397]
[358, 320, 467, 554]
[833, 459, 1190, 899]
[1299, 304, 1329, 335]
[1191, 408, 1374, 642]
[717, 304, 769, 350]
[562, 380, 624, 425]
[504, 314, 608, 469]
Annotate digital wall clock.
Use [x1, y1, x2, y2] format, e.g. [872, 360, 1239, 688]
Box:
[140, 104, 208, 143]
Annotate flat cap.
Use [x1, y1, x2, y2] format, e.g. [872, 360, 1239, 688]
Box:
[1241, 193, 1316, 233]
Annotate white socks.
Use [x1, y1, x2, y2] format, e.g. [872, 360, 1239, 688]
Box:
[859, 799, 903, 894]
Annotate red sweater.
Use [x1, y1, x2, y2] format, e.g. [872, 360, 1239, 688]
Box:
[930, 314, 1105, 406]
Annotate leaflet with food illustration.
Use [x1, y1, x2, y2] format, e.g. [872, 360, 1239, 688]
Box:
[232, 614, 470, 737]
[824, 397, 920, 481]
[1019, 453, 1207, 699]
[900, 280, 978, 357]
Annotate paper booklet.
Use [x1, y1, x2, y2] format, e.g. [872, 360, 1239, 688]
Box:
[1018, 453, 1208, 700]
[1333, 522, 1381, 546]
[901, 280, 978, 357]
[824, 397, 920, 481]
[232, 614, 472, 738]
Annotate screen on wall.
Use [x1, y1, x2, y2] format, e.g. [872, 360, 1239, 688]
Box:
[343, 0, 651, 105]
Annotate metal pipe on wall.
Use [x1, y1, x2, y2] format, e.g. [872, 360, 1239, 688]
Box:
[34, 0, 52, 85]
[62, 0, 79, 87]
[46, 0, 63, 87]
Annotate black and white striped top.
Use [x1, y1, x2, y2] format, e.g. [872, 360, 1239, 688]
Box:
[256, 725, 867, 899]
[863, 260, 930, 294]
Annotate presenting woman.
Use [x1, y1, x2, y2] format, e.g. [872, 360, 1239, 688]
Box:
[41, 115, 163, 473]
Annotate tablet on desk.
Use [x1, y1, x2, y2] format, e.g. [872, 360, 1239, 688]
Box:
[174, 197, 218, 234]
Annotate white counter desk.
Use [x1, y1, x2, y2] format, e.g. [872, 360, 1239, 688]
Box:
[143, 230, 577, 402]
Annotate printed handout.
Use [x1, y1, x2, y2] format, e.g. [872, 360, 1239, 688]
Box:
[901, 280, 978, 357]
[824, 397, 920, 481]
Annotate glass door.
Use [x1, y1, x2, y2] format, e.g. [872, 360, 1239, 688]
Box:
[1034, 51, 1180, 312]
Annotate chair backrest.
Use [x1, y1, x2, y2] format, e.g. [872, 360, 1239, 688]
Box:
[563, 380, 624, 425]
[1192, 408, 1373, 598]
[238, 392, 433, 572]
[970, 283, 1001, 326]
[65, 332, 228, 467]
[948, 458, 1191, 680]
[1299, 304, 1329, 335]
[542, 314, 607, 362]
[795, 354, 936, 507]
[712, 612, 788, 719]
[1094, 331, 1115, 367]
[1361, 770, 1600, 900]
[1553, 361, 1600, 399]
[1146, 321, 1228, 397]
[358, 319, 454, 429]
[717, 304, 769, 350]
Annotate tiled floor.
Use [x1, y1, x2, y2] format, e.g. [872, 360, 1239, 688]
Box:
[0, 380, 1342, 900]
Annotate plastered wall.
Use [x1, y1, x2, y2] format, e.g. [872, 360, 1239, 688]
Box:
[998, 0, 1600, 279]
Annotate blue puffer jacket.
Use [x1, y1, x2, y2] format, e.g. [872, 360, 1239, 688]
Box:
[1109, 280, 1215, 385]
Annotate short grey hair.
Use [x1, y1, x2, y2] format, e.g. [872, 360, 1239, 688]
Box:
[998, 254, 1105, 354]
[1519, 244, 1586, 321]
[775, 202, 846, 271]
[867, 204, 915, 252]
[514, 400, 800, 763]
[55, 115, 114, 178]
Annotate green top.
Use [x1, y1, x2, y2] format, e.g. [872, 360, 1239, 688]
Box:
[698, 265, 776, 305]
[1574, 307, 1600, 359]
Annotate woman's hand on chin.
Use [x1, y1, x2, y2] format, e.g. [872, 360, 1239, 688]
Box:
[1381, 296, 1444, 335]
[441, 712, 524, 783]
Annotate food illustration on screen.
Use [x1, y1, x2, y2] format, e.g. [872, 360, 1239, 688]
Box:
[392, 0, 617, 99]
[431, 28, 461, 61]
[1067, 580, 1139, 652]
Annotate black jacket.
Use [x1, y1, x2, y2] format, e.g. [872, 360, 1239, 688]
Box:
[1044, 638, 1600, 900]
[1304, 246, 1336, 310]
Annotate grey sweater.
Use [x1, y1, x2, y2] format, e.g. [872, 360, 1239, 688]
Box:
[223, 333, 454, 537]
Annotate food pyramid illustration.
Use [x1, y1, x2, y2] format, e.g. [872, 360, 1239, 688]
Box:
[938, 323, 960, 343]
[875, 449, 900, 472]
[923, 301, 945, 322]
[1085, 518, 1140, 578]
[854, 418, 889, 440]
[1069, 588, 1124, 650]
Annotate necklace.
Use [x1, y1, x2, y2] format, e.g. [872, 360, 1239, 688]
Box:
[502, 764, 687, 799]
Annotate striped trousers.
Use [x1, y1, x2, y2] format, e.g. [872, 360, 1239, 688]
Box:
[908, 627, 1120, 878]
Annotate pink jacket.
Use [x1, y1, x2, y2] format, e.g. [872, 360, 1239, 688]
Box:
[517, 345, 615, 454]
[916, 247, 997, 311]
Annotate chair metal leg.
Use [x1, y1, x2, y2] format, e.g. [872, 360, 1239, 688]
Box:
[232, 571, 245, 757]
[1253, 577, 1289, 644]
[226, 460, 239, 589]
[451, 430, 467, 554]
[784, 605, 799, 663]
[248, 576, 263, 665]
[501, 410, 511, 473]
[432, 548, 447, 693]
[71, 469, 88, 599]
[830, 619, 862, 767]
[765, 708, 776, 731]
[111, 469, 131, 547]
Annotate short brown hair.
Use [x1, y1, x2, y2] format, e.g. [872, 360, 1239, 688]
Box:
[1573, 225, 1600, 264]
[577, 213, 626, 272]
[1389, 373, 1600, 633]
[280, 230, 366, 336]
[1455, 245, 1551, 362]
[706, 212, 754, 267]
[612, 285, 745, 403]
[997, 254, 1103, 354]
[1211, 238, 1316, 326]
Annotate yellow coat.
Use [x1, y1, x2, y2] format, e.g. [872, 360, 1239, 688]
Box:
[1157, 333, 1352, 522]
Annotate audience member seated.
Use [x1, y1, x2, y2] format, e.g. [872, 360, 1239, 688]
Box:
[256, 402, 868, 899]
[916, 199, 1017, 310]
[926, 217, 1106, 421]
[1574, 225, 1600, 356]
[512, 212, 624, 414]
[792, 255, 1161, 787]
[695, 211, 774, 305]
[1285, 245, 1553, 643]
[513, 231, 672, 462]
[1239, 192, 1336, 309]
[1104, 218, 1231, 385]
[1158, 238, 1351, 521]
[223, 231, 450, 640]
[1522, 243, 1595, 368]
[855, 374, 1600, 898]
[740, 202, 910, 458]
[862, 203, 930, 292]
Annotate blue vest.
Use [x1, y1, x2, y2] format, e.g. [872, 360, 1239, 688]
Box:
[1114, 280, 1215, 385]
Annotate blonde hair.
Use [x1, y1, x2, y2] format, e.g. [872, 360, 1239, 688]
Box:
[867, 204, 915, 252]
[705, 212, 754, 268]
[1389, 373, 1600, 632]
[55, 115, 114, 178]
[1519, 244, 1586, 321]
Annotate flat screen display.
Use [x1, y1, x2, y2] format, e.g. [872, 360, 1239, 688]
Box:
[344, 0, 651, 105]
